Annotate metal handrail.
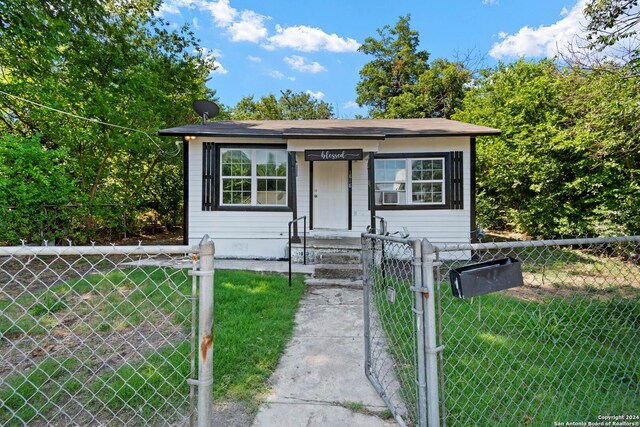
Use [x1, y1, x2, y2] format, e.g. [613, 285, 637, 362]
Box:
[288, 216, 307, 287]
[369, 215, 387, 235]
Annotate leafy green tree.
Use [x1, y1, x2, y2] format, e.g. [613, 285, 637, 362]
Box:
[455, 58, 640, 237]
[356, 15, 430, 117]
[0, 0, 215, 241]
[559, 67, 640, 235]
[583, 0, 639, 69]
[356, 16, 471, 119]
[0, 135, 77, 244]
[385, 59, 472, 119]
[231, 90, 333, 120]
[454, 60, 574, 235]
[585, 0, 639, 48]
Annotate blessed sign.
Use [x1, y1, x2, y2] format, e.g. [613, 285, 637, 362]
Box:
[304, 149, 363, 161]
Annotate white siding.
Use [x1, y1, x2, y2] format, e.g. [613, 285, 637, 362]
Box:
[295, 152, 310, 226]
[186, 135, 473, 258]
[352, 157, 371, 231]
[375, 137, 471, 244]
[188, 138, 291, 259]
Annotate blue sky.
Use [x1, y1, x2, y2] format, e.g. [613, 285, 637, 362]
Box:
[160, 0, 592, 118]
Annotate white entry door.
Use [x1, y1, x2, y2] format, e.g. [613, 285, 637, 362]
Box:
[313, 162, 349, 229]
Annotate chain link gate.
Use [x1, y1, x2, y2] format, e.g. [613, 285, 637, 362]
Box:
[361, 233, 440, 427]
[0, 240, 216, 426]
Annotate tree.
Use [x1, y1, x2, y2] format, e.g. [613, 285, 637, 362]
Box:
[559, 67, 640, 236]
[454, 58, 640, 237]
[584, 0, 640, 68]
[385, 59, 472, 119]
[453, 60, 573, 235]
[231, 90, 333, 120]
[356, 15, 430, 117]
[356, 16, 471, 119]
[0, 135, 77, 244]
[0, 0, 215, 241]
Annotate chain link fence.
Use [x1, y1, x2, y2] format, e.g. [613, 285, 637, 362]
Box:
[363, 234, 640, 426]
[362, 234, 438, 427]
[0, 243, 205, 426]
[435, 236, 640, 427]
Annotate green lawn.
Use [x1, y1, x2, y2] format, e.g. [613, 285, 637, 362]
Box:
[0, 267, 305, 425]
[368, 245, 640, 426]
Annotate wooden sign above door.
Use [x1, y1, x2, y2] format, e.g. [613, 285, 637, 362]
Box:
[305, 149, 363, 161]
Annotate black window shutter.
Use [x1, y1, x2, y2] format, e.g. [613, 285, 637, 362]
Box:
[202, 143, 214, 211]
[451, 151, 464, 210]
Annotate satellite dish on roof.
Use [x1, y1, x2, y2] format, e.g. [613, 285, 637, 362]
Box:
[192, 100, 220, 125]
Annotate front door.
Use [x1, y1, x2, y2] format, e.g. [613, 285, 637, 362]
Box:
[313, 161, 348, 229]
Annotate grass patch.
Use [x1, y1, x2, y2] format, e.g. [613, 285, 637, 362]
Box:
[1, 267, 305, 424]
[438, 288, 639, 426]
[368, 246, 640, 426]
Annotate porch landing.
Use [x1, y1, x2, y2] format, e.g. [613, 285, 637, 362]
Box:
[290, 237, 361, 264]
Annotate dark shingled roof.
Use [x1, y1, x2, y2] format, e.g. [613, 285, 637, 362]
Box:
[158, 118, 501, 139]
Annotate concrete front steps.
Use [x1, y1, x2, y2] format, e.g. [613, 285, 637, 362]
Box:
[306, 249, 363, 289]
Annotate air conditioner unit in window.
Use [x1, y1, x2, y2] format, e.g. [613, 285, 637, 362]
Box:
[381, 191, 399, 205]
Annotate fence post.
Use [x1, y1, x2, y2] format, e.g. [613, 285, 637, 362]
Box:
[412, 239, 427, 427]
[361, 235, 372, 378]
[197, 237, 215, 427]
[421, 239, 440, 426]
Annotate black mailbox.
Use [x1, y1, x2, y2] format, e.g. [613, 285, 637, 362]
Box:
[450, 257, 523, 299]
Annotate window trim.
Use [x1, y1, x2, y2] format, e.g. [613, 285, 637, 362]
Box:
[373, 152, 461, 211]
[213, 144, 291, 212]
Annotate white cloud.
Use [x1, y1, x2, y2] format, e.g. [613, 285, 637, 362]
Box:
[489, 0, 587, 59]
[212, 60, 228, 74]
[268, 70, 285, 79]
[158, 0, 201, 16]
[201, 0, 238, 27]
[162, 1, 360, 52]
[192, 17, 200, 30]
[284, 55, 327, 73]
[228, 10, 269, 42]
[248, 55, 262, 62]
[198, 47, 228, 74]
[266, 25, 360, 52]
[158, 3, 181, 15]
[342, 100, 359, 110]
[305, 90, 325, 100]
[482, 0, 499, 5]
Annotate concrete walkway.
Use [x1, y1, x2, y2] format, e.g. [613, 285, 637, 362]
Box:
[252, 286, 398, 427]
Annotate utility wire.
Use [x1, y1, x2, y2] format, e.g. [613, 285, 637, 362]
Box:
[0, 89, 180, 156]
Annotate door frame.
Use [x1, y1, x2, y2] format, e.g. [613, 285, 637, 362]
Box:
[309, 160, 353, 230]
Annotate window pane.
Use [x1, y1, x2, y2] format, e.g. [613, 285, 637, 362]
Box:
[256, 149, 287, 177]
[375, 159, 406, 182]
[257, 178, 286, 205]
[221, 150, 251, 177]
[222, 178, 251, 204]
[412, 182, 443, 204]
[412, 159, 443, 181]
[220, 148, 287, 207]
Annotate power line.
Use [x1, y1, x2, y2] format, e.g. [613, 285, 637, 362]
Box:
[0, 89, 180, 156]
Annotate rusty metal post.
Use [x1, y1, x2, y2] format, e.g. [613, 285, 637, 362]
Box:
[197, 236, 215, 426]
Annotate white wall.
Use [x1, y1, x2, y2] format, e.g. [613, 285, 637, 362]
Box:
[375, 137, 471, 244]
[188, 138, 291, 259]
[187, 135, 472, 258]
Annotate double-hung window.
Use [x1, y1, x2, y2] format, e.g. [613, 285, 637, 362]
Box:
[374, 152, 463, 209]
[220, 148, 287, 207]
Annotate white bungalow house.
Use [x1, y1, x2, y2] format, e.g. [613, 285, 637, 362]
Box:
[158, 118, 500, 259]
